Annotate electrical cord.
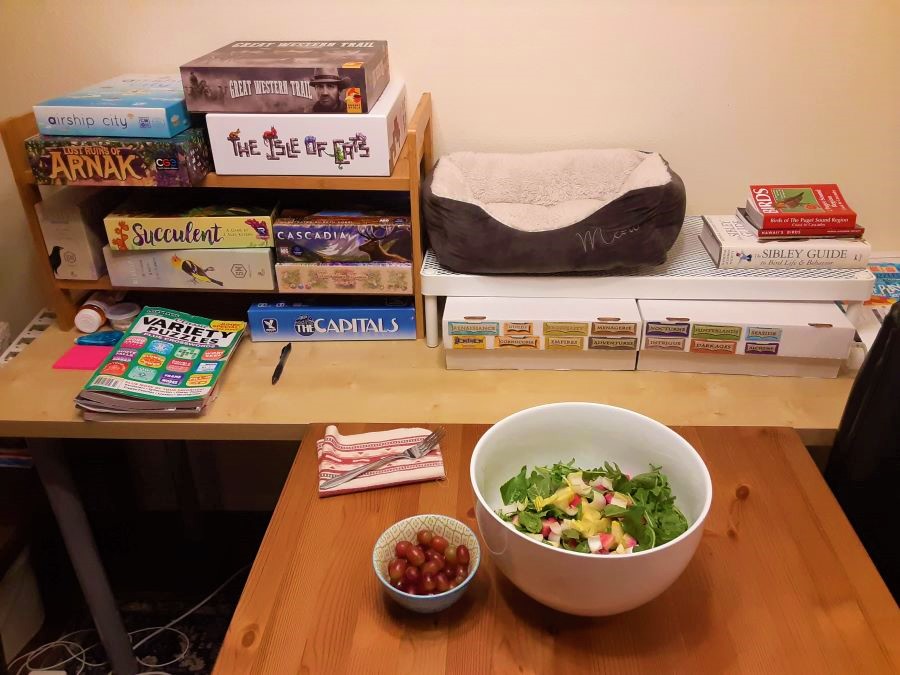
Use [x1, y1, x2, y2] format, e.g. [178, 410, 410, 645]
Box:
[6, 564, 249, 675]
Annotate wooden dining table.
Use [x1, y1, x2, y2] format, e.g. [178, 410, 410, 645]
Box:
[213, 424, 900, 674]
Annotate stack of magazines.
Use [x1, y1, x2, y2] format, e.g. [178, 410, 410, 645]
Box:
[75, 307, 245, 420]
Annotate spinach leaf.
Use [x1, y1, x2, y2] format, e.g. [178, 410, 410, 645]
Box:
[575, 539, 591, 553]
[602, 504, 628, 518]
[655, 507, 689, 544]
[500, 466, 528, 505]
[518, 510, 543, 534]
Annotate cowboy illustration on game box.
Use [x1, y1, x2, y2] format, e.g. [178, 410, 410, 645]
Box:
[180, 41, 390, 114]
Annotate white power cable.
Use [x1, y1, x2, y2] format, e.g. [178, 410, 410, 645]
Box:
[6, 564, 249, 675]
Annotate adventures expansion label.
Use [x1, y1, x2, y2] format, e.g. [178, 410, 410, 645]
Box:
[34, 74, 190, 138]
[26, 129, 211, 187]
[180, 41, 390, 113]
[105, 191, 277, 250]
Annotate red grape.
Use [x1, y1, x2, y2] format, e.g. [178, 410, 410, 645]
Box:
[434, 572, 450, 593]
[388, 558, 408, 581]
[457, 564, 468, 578]
[430, 553, 445, 571]
[416, 529, 434, 547]
[424, 549, 441, 562]
[395, 540, 413, 558]
[444, 563, 458, 578]
[430, 535, 449, 553]
[392, 579, 405, 591]
[422, 560, 440, 576]
[456, 545, 470, 565]
[444, 547, 458, 565]
[406, 545, 426, 567]
[404, 565, 421, 584]
[449, 576, 462, 589]
[405, 583, 421, 595]
[421, 573, 436, 592]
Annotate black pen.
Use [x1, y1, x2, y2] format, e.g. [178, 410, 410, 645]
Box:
[271, 343, 292, 385]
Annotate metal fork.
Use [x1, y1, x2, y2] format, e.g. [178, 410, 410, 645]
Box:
[319, 427, 446, 490]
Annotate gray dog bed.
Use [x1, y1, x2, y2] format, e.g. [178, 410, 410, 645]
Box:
[423, 149, 685, 274]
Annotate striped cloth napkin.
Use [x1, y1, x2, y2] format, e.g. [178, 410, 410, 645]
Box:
[317, 425, 446, 498]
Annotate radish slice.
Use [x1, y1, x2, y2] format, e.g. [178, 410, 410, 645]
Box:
[587, 535, 602, 553]
[548, 521, 563, 536]
[548, 532, 562, 545]
[593, 476, 614, 491]
[511, 515, 520, 527]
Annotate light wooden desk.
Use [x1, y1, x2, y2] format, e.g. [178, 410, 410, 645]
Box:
[0, 325, 855, 444]
[215, 424, 899, 674]
[0, 327, 860, 673]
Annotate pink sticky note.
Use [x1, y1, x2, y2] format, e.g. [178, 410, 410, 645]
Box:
[53, 345, 114, 370]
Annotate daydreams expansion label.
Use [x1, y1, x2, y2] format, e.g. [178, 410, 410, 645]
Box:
[691, 324, 743, 341]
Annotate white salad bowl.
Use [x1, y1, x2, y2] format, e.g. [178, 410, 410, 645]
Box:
[470, 402, 712, 616]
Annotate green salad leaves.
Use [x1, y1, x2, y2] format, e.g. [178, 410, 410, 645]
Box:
[498, 460, 689, 553]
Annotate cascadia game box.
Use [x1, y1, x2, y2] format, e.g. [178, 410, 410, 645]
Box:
[34, 75, 191, 139]
[181, 41, 390, 113]
[104, 191, 278, 251]
[26, 129, 211, 187]
[274, 209, 411, 263]
[247, 298, 415, 342]
[205, 79, 407, 177]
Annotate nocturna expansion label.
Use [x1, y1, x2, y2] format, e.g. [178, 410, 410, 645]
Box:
[645, 322, 690, 338]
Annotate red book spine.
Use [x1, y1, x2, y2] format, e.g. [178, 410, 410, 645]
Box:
[757, 226, 865, 239]
[759, 214, 856, 228]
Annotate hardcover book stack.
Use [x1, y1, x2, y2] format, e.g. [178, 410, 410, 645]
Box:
[701, 184, 870, 270]
[27, 75, 210, 187]
[180, 41, 408, 176]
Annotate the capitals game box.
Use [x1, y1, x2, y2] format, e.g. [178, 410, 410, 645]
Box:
[247, 298, 415, 342]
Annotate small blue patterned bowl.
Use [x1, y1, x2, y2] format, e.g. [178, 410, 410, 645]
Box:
[373, 514, 480, 613]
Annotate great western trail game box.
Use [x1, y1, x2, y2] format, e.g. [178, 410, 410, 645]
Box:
[274, 209, 411, 263]
[248, 298, 415, 342]
[104, 191, 278, 250]
[26, 129, 211, 187]
[180, 41, 390, 114]
[34, 75, 190, 138]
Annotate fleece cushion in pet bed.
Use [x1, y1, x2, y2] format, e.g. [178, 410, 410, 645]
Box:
[423, 149, 686, 274]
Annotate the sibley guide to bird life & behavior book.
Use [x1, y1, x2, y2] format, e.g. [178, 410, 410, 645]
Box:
[75, 307, 246, 419]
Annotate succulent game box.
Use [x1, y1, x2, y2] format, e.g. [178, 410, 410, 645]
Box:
[274, 209, 411, 263]
[26, 128, 211, 187]
[180, 41, 390, 114]
[104, 191, 278, 251]
[33, 74, 190, 138]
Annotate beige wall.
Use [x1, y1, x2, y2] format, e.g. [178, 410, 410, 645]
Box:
[0, 0, 897, 329]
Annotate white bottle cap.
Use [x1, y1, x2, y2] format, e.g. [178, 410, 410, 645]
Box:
[74, 307, 104, 333]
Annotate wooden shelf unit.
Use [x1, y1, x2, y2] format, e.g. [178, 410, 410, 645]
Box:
[1, 93, 434, 336]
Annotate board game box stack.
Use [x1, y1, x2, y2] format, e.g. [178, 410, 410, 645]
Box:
[700, 184, 870, 270]
[180, 41, 408, 176]
[26, 75, 211, 187]
[273, 208, 413, 294]
[101, 190, 278, 290]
